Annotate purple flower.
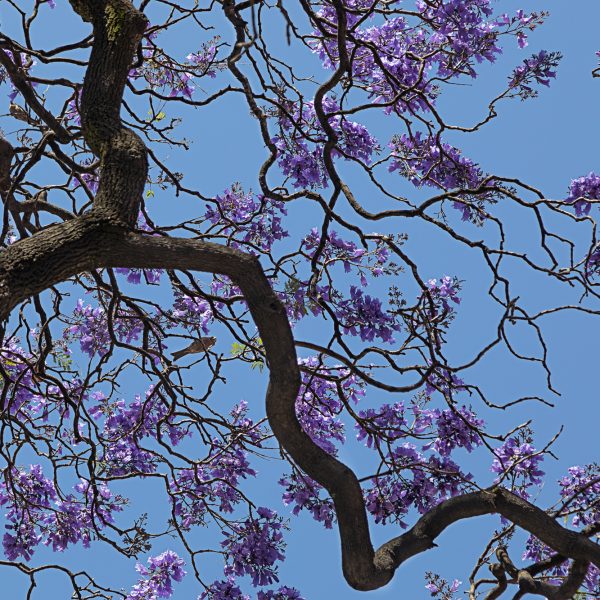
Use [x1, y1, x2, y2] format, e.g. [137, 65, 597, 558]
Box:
[258, 586, 305, 600]
[273, 96, 379, 189]
[335, 286, 400, 343]
[558, 464, 600, 528]
[0, 466, 125, 560]
[200, 577, 250, 600]
[508, 50, 561, 100]
[389, 133, 498, 223]
[205, 186, 288, 252]
[567, 171, 600, 216]
[127, 551, 186, 599]
[63, 299, 145, 358]
[221, 508, 286, 587]
[491, 438, 545, 487]
[279, 472, 336, 529]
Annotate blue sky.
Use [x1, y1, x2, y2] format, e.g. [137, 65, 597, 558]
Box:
[0, 1, 599, 598]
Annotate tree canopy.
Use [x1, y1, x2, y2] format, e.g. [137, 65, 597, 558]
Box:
[0, 0, 598, 598]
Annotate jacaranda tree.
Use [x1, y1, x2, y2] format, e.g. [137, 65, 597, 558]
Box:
[0, 0, 598, 598]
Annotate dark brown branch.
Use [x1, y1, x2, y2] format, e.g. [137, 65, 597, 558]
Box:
[0, 49, 71, 144]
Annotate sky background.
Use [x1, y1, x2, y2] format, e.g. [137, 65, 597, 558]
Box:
[0, 1, 599, 598]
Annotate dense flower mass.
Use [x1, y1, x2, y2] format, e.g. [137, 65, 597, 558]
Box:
[389, 133, 499, 222]
[200, 579, 304, 600]
[170, 440, 258, 527]
[64, 299, 145, 358]
[279, 471, 336, 529]
[172, 291, 214, 334]
[204, 186, 288, 252]
[567, 171, 600, 216]
[221, 507, 286, 587]
[273, 96, 379, 189]
[294, 356, 365, 454]
[89, 386, 193, 476]
[364, 453, 471, 525]
[334, 286, 400, 343]
[127, 551, 186, 600]
[430, 406, 484, 456]
[491, 437, 545, 494]
[557, 464, 600, 528]
[0, 466, 125, 560]
[522, 534, 599, 593]
[200, 577, 250, 600]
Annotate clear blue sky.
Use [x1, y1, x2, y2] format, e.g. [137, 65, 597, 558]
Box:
[0, 1, 599, 598]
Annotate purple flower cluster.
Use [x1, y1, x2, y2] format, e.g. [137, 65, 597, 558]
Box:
[127, 551, 186, 600]
[425, 368, 466, 398]
[522, 537, 571, 586]
[171, 445, 257, 528]
[364, 453, 469, 525]
[425, 276, 462, 313]
[558, 464, 600, 528]
[279, 232, 392, 323]
[302, 228, 390, 279]
[200, 577, 250, 600]
[90, 387, 186, 476]
[429, 406, 483, 456]
[296, 361, 344, 455]
[279, 472, 336, 529]
[64, 299, 144, 358]
[0, 466, 124, 560]
[129, 37, 219, 99]
[356, 402, 408, 448]
[354, 397, 478, 525]
[200, 579, 304, 600]
[116, 267, 162, 285]
[295, 356, 365, 455]
[566, 171, 600, 217]
[425, 574, 461, 598]
[389, 133, 496, 223]
[311, 0, 523, 114]
[186, 38, 220, 79]
[302, 228, 366, 274]
[277, 281, 330, 323]
[491, 438, 545, 486]
[416, 0, 501, 73]
[522, 535, 599, 592]
[221, 507, 286, 587]
[172, 291, 213, 334]
[335, 286, 400, 343]
[257, 586, 305, 600]
[204, 186, 288, 252]
[508, 50, 561, 100]
[389, 133, 481, 189]
[273, 96, 379, 189]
